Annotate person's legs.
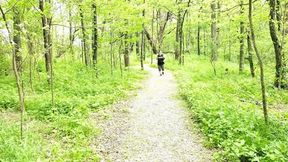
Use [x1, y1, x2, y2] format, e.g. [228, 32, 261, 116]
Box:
[161, 64, 164, 75]
[158, 65, 162, 76]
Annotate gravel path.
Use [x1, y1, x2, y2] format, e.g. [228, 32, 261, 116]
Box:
[92, 66, 212, 162]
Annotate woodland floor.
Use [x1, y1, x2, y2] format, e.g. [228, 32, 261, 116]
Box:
[90, 66, 212, 162]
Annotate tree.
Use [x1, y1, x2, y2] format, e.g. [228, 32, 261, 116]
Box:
[247, 30, 255, 78]
[39, 0, 53, 83]
[269, 0, 287, 88]
[140, 0, 145, 70]
[79, 4, 90, 66]
[239, 0, 245, 73]
[92, 3, 98, 66]
[0, 4, 25, 139]
[248, 0, 268, 123]
[211, 0, 218, 62]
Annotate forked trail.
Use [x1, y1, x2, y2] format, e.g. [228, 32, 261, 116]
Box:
[93, 66, 212, 162]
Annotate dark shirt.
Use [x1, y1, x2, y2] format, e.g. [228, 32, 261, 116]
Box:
[157, 55, 165, 65]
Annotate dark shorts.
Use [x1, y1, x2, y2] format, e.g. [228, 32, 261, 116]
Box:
[158, 64, 164, 71]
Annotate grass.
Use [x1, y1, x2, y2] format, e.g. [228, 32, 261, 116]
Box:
[0, 59, 147, 161]
[166, 54, 288, 161]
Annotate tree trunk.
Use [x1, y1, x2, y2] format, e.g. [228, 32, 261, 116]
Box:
[211, 0, 218, 61]
[80, 6, 89, 66]
[144, 28, 158, 54]
[92, 3, 98, 66]
[249, 0, 268, 123]
[151, 9, 154, 64]
[110, 30, 113, 75]
[124, 32, 129, 67]
[140, 0, 145, 70]
[239, 0, 245, 73]
[197, 25, 201, 55]
[119, 41, 123, 77]
[39, 0, 52, 82]
[136, 32, 140, 56]
[247, 30, 255, 78]
[158, 11, 170, 51]
[13, 7, 25, 138]
[0, 5, 25, 139]
[175, 11, 181, 60]
[26, 31, 35, 91]
[269, 0, 285, 88]
[13, 8, 22, 72]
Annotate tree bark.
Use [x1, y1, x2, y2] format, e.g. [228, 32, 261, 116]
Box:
[249, 0, 268, 123]
[140, 0, 145, 70]
[92, 3, 98, 66]
[136, 32, 140, 56]
[39, 0, 52, 81]
[175, 11, 181, 60]
[80, 6, 89, 66]
[197, 25, 201, 55]
[239, 0, 245, 73]
[247, 30, 255, 78]
[269, 0, 285, 88]
[0, 5, 25, 139]
[13, 8, 22, 72]
[211, 0, 218, 61]
[144, 28, 158, 54]
[26, 31, 35, 91]
[124, 32, 129, 67]
[151, 9, 154, 64]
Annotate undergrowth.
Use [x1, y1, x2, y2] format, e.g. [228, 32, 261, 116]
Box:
[168, 55, 288, 162]
[0, 60, 146, 161]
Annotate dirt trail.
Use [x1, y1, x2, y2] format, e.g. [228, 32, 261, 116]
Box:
[92, 66, 212, 162]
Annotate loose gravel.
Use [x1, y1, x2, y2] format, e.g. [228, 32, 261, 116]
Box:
[91, 66, 212, 162]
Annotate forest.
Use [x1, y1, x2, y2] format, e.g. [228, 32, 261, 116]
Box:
[0, 0, 288, 161]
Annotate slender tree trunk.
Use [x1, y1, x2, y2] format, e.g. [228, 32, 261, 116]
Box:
[197, 24, 201, 55]
[144, 28, 158, 54]
[249, 0, 268, 123]
[13, 8, 22, 72]
[140, 0, 145, 70]
[269, 0, 285, 88]
[80, 6, 89, 66]
[211, 0, 218, 61]
[26, 32, 34, 91]
[39, 0, 52, 82]
[280, 3, 288, 88]
[175, 11, 181, 60]
[119, 41, 123, 77]
[239, 0, 245, 73]
[69, 7, 73, 48]
[0, 5, 25, 139]
[39, 0, 54, 108]
[151, 9, 154, 64]
[13, 7, 25, 139]
[203, 29, 206, 55]
[92, 4, 98, 66]
[124, 32, 129, 67]
[247, 30, 255, 78]
[110, 30, 113, 75]
[136, 32, 140, 56]
[158, 11, 170, 51]
[211, 0, 217, 75]
[228, 18, 232, 61]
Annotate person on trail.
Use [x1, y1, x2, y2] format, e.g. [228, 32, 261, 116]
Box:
[157, 52, 165, 76]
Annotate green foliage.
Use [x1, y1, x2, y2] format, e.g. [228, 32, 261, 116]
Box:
[168, 55, 288, 161]
[0, 60, 146, 161]
[0, 55, 10, 76]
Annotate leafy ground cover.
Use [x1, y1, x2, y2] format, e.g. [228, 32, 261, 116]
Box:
[0, 61, 146, 161]
[167, 55, 288, 161]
